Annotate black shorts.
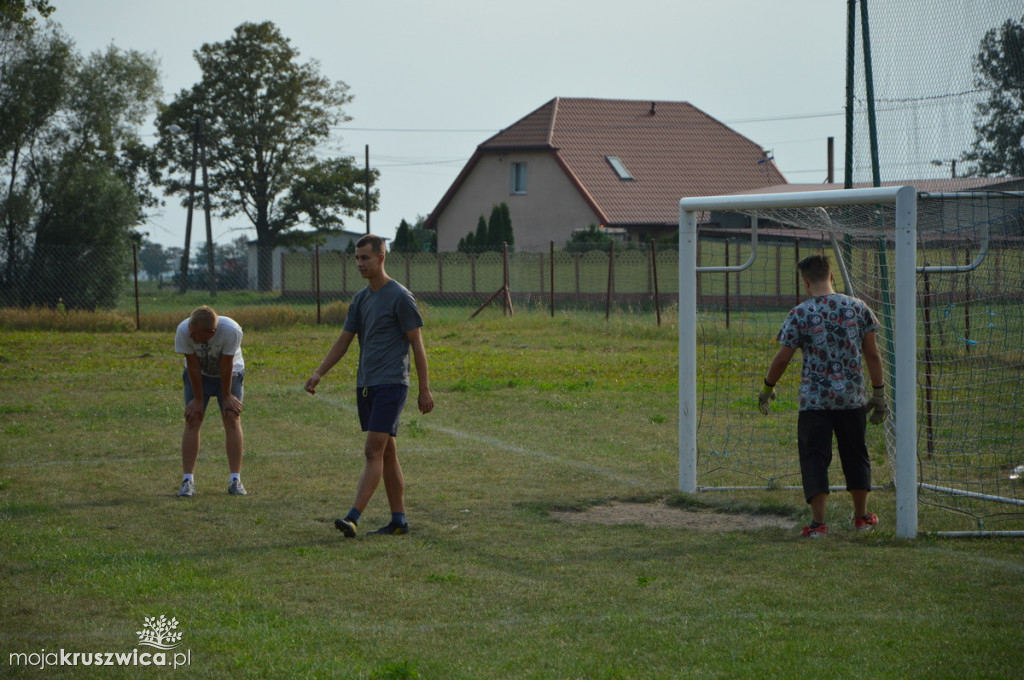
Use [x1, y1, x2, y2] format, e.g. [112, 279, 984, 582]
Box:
[356, 384, 408, 437]
[797, 408, 871, 503]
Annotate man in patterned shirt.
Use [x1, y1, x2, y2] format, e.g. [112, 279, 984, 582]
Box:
[758, 255, 887, 538]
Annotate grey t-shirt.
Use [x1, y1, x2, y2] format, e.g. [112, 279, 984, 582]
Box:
[343, 279, 423, 387]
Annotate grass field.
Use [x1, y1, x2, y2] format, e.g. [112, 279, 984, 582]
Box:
[2, 306, 1023, 679]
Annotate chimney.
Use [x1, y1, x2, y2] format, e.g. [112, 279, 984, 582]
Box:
[826, 137, 834, 184]
[649, 101, 656, 116]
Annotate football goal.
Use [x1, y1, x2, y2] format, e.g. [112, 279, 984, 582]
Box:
[678, 186, 1024, 539]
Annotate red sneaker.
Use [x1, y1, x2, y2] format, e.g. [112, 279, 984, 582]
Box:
[854, 513, 879, 531]
[801, 523, 828, 538]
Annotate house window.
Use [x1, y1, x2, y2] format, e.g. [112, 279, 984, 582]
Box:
[606, 156, 634, 181]
[510, 162, 527, 194]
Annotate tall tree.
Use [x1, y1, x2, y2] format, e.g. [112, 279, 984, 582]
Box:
[26, 153, 138, 309]
[964, 15, 1024, 177]
[392, 215, 434, 253]
[155, 21, 378, 290]
[392, 218, 414, 253]
[0, 0, 53, 26]
[0, 0, 55, 66]
[138, 238, 172, 282]
[486, 202, 513, 249]
[474, 215, 488, 250]
[0, 24, 70, 290]
[0, 20, 159, 307]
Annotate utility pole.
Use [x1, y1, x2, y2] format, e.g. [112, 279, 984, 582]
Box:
[199, 119, 216, 297]
[365, 144, 371, 234]
[179, 119, 200, 293]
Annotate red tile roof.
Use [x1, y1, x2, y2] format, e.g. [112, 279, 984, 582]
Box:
[442, 97, 788, 228]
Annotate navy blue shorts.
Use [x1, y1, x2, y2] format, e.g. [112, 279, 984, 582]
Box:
[356, 384, 408, 436]
[797, 407, 871, 502]
[183, 369, 244, 413]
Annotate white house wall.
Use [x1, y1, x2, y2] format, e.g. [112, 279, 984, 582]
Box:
[435, 152, 600, 252]
[245, 231, 361, 291]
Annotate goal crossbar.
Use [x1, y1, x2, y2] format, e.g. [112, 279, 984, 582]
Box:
[678, 186, 919, 538]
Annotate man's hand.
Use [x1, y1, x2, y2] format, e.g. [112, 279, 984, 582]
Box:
[866, 385, 887, 424]
[304, 372, 321, 395]
[222, 394, 242, 416]
[758, 382, 776, 415]
[184, 397, 205, 423]
[418, 388, 434, 414]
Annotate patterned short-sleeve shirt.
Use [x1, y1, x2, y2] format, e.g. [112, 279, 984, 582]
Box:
[777, 294, 880, 411]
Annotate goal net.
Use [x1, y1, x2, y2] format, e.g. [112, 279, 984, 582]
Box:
[678, 186, 1024, 538]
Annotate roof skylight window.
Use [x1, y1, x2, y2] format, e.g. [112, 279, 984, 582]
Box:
[606, 156, 634, 181]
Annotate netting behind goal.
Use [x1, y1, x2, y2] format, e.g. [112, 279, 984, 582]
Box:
[850, 0, 1024, 186]
[679, 187, 1024, 537]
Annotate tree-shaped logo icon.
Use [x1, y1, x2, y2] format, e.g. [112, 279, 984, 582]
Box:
[136, 616, 183, 650]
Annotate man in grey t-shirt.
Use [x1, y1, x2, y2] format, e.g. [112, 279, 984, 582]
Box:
[304, 234, 434, 537]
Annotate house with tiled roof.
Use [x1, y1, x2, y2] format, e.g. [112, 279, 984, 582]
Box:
[425, 97, 787, 252]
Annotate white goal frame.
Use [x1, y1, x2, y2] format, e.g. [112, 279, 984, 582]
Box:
[678, 186, 919, 538]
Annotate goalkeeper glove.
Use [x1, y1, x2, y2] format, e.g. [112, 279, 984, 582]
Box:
[866, 385, 887, 424]
[758, 380, 776, 415]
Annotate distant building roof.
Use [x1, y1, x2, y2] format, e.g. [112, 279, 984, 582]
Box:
[427, 97, 787, 230]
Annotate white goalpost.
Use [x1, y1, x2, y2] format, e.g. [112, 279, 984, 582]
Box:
[677, 186, 909, 539]
[678, 185, 1024, 539]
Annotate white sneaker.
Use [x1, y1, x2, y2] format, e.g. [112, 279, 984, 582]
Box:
[228, 478, 247, 496]
[177, 478, 195, 497]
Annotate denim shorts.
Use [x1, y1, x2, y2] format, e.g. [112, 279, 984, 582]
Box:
[356, 384, 408, 436]
[183, 369, 244, 413]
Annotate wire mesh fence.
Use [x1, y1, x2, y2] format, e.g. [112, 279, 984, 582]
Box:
[1, 237, 849, 327]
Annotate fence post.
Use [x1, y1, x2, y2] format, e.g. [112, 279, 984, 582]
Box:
[574, 252, 580, 301]
[775, 242, 782, 305]
[550, 241, 555, 317]
[605, 240, 614, 320]
[281, 250, 287, 297]
[964, 247, 971, 353]
[794, 237, 801, 306]
[315, 244, 322, 324]
[132, 243, 141, 330]
[651, 238, 661, 326]
[725, 239, 731, 328]
[538, 251, 544, 297]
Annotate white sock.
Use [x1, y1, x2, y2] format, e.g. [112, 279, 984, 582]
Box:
[183, 474, 194, 482]
[229, 473, 240, 483]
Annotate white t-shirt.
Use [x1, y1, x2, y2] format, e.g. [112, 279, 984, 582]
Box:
[174, 316, 245, 377]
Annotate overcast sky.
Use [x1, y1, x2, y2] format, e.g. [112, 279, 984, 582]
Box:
[53, 0, 851, 248]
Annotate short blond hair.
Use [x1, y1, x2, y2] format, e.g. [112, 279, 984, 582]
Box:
[189, 305, 218, 331]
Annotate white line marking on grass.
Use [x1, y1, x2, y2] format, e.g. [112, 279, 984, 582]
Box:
[425, 422, 644, 487]
[311, 394, 644, 487]
[4, 395, 642, 487]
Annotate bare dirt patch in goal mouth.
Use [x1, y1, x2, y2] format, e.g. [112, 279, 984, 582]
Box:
[551, 501, 797, 532]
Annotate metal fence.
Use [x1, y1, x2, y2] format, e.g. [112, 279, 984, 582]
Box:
[1, 238, 844, 323]
[281, 239, 828, 317]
